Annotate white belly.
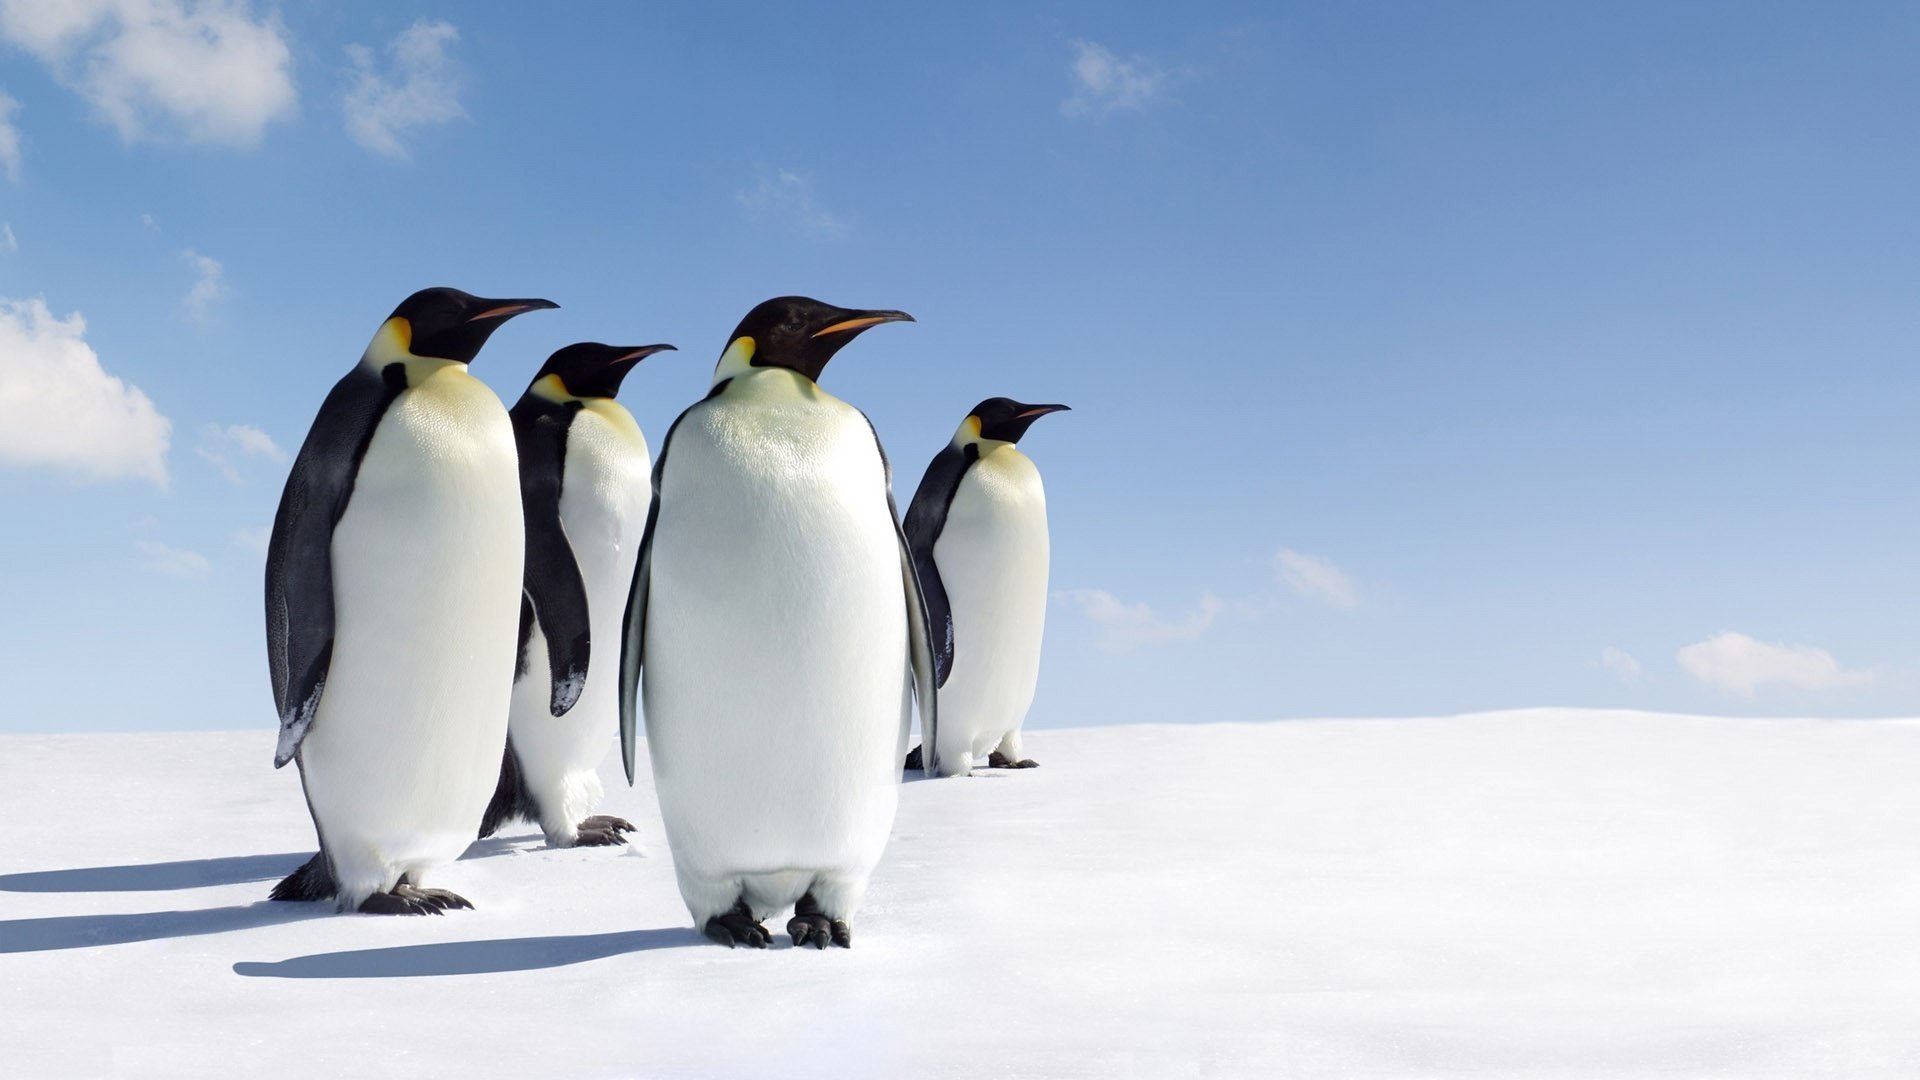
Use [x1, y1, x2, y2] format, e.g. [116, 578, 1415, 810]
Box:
[298, 369, 523, 900]
[644, 372, 906, 893]
[507, 403, 651, 836]
[934, 447, 1050, 763]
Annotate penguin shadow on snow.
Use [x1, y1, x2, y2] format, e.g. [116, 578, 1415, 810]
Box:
[0, 900, 331, 954]
[233, 926, 691, 979]
[0, 851, 311, 893]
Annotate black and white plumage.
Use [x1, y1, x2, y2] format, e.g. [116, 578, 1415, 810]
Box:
[904, 398, 1069, 776]
[266, 287, 555, 914]
[618, 296, 937, 949]
[480, 342, 673, 848]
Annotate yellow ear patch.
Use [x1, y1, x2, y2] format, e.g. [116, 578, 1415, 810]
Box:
[530, 373, 577, 404]
[711, 335, 757, 387]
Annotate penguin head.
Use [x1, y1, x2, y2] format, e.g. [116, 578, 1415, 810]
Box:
[531, 342, 677, 400]
[961, 398, 1072, 446]
[377, 287, 559, 366]
[713, 296, 914, 386]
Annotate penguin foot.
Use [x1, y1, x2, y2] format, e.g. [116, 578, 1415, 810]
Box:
[580, 815, 636, 834]
[570, 822, 630, 847]
[987, 750, 1039, 769]
[903, 745, 923, 772]
[703, 900, 771, 949]
[358, 884, 474, 916]
[788, 893, 852, 949]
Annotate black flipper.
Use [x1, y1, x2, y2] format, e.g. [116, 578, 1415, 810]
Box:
[510, 396, 592, 716]
[266, 361, 406, 767]
[620, 400, 700, 785]
[268, 852, 336, 902]
[479, 736, 539, 839]
[902, 442, 974, 688]
[862, 414, 941, 776]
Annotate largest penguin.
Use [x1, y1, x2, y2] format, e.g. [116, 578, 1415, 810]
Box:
[480, 341, 675, 848]
[266, 286, 556, 914]
[619, 296, 938, 949]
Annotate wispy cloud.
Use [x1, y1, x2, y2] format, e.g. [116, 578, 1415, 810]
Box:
[140, 211, 158, 231]
[232, 525, 271, 555]
[195, 422, 283, 482]
[1274, 548, 1358, 610]
[1056, 588, 1224, 652]
[136, 538, 210, 579]
[342, 18, 464, 159]
[736, 168, 848, 240]
[1061, 40, 1164, 118]
[1677, 631, 1871, 697]
[0, 89, 20, 180]
[0, 0, 296, 146]
[0, 296, 170, 485]
[179, 248, 224, 320]
[1600, 646, 1643, 683]
[1, 222, 15, 252]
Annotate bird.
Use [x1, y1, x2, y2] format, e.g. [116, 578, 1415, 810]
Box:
[619, 295, 937, 948]
[480, 341, 675, 848]
[902, 398, 1070, 776]
[265, 286, 555, 914]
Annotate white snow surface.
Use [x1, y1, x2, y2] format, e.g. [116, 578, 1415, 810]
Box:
[3, 710, 1919, 1078]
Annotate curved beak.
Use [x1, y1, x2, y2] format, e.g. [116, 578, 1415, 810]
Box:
[1016, 403, 1071, 419]
[610, 343, 677, 365]
[467, 298, 560, 322]
[812, 309, 915, 338]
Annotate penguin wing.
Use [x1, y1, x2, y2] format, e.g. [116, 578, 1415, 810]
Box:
[902, 444, 973, 688]
[864, 416, 942, 774]
[619, 401, 693, 786]
[265, 363, 405, 768]
[512, 403, 593, 716]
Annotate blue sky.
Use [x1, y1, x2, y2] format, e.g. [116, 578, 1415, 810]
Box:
[0, 1, 1914, 734]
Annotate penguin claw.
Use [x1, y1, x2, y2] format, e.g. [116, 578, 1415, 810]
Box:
[580, 815, 637, 834]
[787, 912, 833, 949]
[703, 901, 771, 949]
[986, 751, 1039, 769]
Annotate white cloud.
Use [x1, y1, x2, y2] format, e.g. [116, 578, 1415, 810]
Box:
[0, 89, 20, 180]
[342, 18, 464, 159]
[196, 421, 283, 482]
[232, 524, 270, 555]
[136, 538, 209, 578]
[0, 295, 170, 485]
[1274, 548, 1358, 610]
[140, 211, 157, 230]
[1677, 631, 1872, 697]
[1600, 647, 1643, 683]
[736, 168, 848, 240]
[1061, 40, 1164, 118]
[179, 247, 224, 319]
[0, 0, 296, 146]
[1, 222, 15, 251]
[1056, 588, 1224, 652]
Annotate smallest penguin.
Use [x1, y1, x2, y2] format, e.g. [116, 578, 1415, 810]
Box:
[903, 398, 1069, 776]
[481, 341, 675, 848]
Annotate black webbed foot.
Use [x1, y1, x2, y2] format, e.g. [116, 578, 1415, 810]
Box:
[987, 750, 1039, 769]
[703, 899, 771, 949]
[570, 824, 629, 847]
[358, 883, 473, 916]
[580, 815, 637, 834]
[904, 745, 923, 772]
[788, 893, 851, 949]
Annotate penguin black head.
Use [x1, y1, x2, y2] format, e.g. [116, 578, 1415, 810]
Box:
[383, 287, 559, 365]
[715, 296, 914, 385]
[966, 398, 1072, 444]
[531, 342, 677, 400]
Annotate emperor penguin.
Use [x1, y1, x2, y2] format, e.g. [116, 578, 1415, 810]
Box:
[265, 286, 556, 914]
[479, 341, 676, 848]
[902, 399, 1070, 777]
[619, 296, 938, 949]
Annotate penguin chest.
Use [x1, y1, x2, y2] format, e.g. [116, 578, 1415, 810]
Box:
[303, 369, 524, 854]
[644, 382, 905, 871]
[935, 448, 1050, 739]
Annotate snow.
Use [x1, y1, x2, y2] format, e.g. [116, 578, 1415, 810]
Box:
[3, 711, 1920, 1078]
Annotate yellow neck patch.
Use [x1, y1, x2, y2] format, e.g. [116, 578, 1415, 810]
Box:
[361, 316, 458, 387]
[710, 336, 756, 387]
